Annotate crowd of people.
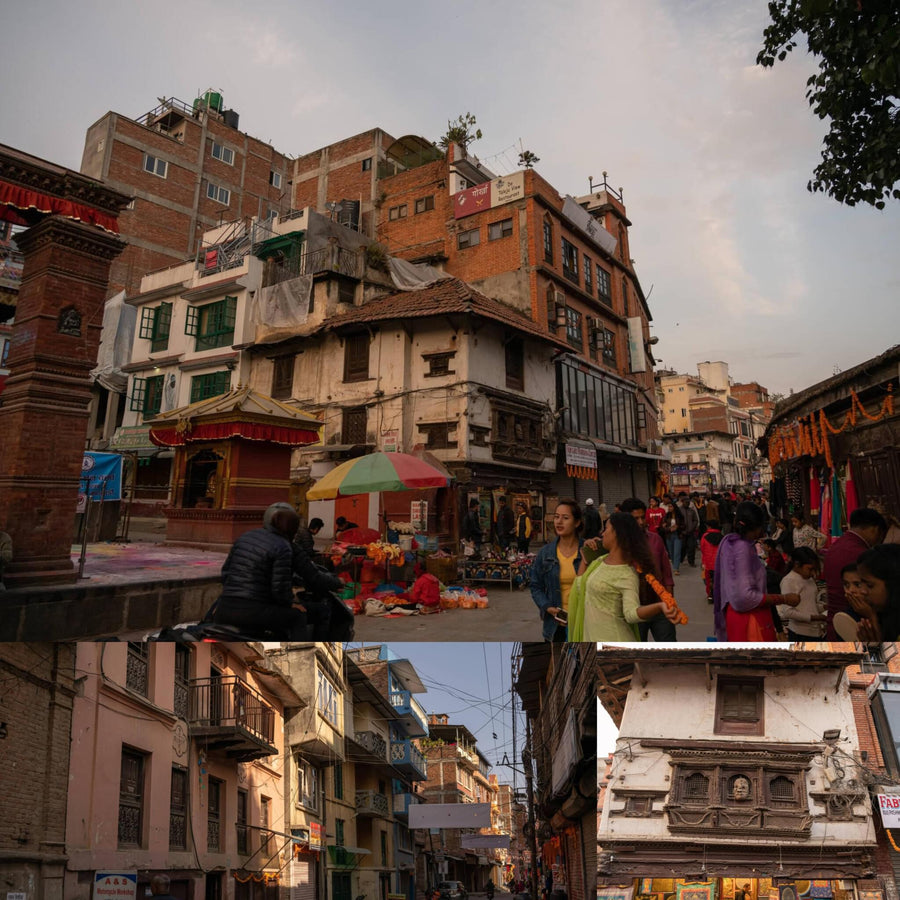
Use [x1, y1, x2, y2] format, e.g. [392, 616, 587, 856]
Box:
[529, 489, 900, 643]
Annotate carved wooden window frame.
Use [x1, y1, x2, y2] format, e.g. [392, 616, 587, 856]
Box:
[715, 676, 764, 735]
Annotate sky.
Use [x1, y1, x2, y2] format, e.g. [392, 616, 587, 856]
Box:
[2, 0, 898, 395]
[348, 642, 526, 789]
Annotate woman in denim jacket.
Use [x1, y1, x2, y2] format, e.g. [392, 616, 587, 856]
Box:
[531, 499, 584, 641]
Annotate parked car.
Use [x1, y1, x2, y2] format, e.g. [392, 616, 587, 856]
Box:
[439, 882, 468, 900]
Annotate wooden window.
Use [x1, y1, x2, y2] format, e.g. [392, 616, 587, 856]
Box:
[237, 789, 249, 855]
[423, 351, 456, 377]
[381, 831, 388, 866]
[125, 642, 149, 694]
[343, 333, 370, 382]
[565, 307, 583, 348]
[272, 355, 295, 399]
[186, 296, 237, 351]
[683, 771, 709, 802]
[584, 256, 593, 294]
[597, 266, 612, 306]
[561, 237, 579, 283]
[543, 218, 553, 263]
[769, 775, 795, 803]
[623, 796, 652, 816]
[130, 374, 165, 418]
[334, 762, 344, 800]
[388, 204, 407, 220]
[169, 767, 188, 850]
[118, 748, 146, 847]
[260, 796, 272, 858]
[715, 677, 764, 735]
[505, 338, 524, 391]
[190, 370, 231, 404]
[602, 328, 617, 367]
[457, 227, 480, 249]
[207, 777, 222, 851]
[419, 422, 457, 449]
[341, 407, 367, 445]
[173, 645, 190, 719]
[415, 195, 435, 214]
[335, 818, 345, 847]
[139, 302, 172, 352]
[488, 218, 513, 240]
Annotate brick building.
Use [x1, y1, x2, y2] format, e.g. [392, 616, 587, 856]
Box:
[81, 91, 293, 300]
[0, 643, 76, 900]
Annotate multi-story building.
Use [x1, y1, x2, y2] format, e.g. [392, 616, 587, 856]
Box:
[0, 644, 77, 900]
[597, 646, 875, 892]
[0, 220, 22, 396]
[345, 645, 430, 900]
[291, 130, 664, 513]
[81, 91, 292, 300]
[515, 643, 597, 900]
[64, 641, 304, 900]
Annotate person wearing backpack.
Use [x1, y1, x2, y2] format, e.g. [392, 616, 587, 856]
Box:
[515, 501, 533, 552]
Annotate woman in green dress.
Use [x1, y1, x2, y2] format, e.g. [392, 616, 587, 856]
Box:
[570, 512, 681, 641]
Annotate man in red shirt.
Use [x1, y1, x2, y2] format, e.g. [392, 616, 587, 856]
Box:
[621, 497, 676, 641]
[823, 507, 886, 638]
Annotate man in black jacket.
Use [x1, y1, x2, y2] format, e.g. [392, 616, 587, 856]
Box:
[209, 502, 310, 638]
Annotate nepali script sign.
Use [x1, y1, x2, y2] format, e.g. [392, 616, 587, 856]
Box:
[877, 794, 900, 828]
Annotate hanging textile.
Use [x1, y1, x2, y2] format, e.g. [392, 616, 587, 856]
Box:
[845, 460, 860, 518]
[820, 477, 832, 541]
[831, 470, 844, 538]
[809, 470, 822, 519]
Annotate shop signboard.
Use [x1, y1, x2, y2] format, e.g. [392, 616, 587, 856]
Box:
[877, 794, 900, 827]
[565, 443, 597, 470]
[92, 873, 136, 900]
[409, 802, 491, 829]
[411, 500, 428, 531]
[626, 317, 646, 373]
[461, 834, 510, 849]
[382, 430, 399, 453]
[109, 425, 154, 450]
[561, 196, 618, 255]
[309, 821, 324, 850]
[78, 452, 123, 513]
[453, 172, 525, 219]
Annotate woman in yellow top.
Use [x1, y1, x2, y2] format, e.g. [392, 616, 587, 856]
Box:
[570, 512, 681, 641]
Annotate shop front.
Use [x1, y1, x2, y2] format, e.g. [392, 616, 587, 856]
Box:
[599, 877, 879, 900]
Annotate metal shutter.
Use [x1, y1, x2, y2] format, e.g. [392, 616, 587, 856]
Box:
[290, 859, 315, 900]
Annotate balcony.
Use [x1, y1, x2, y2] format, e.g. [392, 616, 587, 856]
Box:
[390, 690, 428, 737]
[189, 676, 277, 761]
[327, 845, 370, 869]
[356, 789, 390, 818]
[393, 792, 421, 818]
[391, 739, 428, 780]
[351, 730, 388, 763]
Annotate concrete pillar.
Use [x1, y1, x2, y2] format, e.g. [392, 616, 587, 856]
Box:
[0, 215, 124, 586]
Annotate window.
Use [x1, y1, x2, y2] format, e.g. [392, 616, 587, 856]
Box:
[769, 775, 795, 803]
[415, 195, 435, 214]
[190, 370, 231, 403]
[269, 170, 282, 188]
[423, 351, 455, 377]
[488, 218, 513, 240]
[597, 266, 612, 306]
[296, 757, 319, 810]
[335, 818, 345, 847]
[207, 777, 222, 851]
[341, 407, 367, 444]
[381, 831, 388, 866]
[271, 355, 294, 399]
[206, 181, 230, 205]
[173, 645, 190, 719]
[185, 295, 237, 351]
[561, 237, 579, 283]
[565, 307, 582, 347]
[715, 676, 764, 735]
[338, 280, 356, 305]
[334, 763, 344, 800]
[139, 302, 172, 352]
[129, 374, 165, 418]
[418, 422, 457, 449]
[118, 748, 146, 847]
[457, 227, 480, 249]
[683, 772, 709, 801]
[260, 797, 272, 858]
[622, 276, 630, 316]
[143, 154, 167, 178]
[316, 667, 340, 726]
[543, 219, 553, 263]
[237, 789, 248, 855]
[361, 157, 373, 171]
[170, 767, 187, 850]
[602, 328, 617, 366]
[343, 332, 370, 382]
[584, 256, 593, 294]
[505, 338, 524, 391]
[388, 204, 407, 220]
[211, 142, 234, 165]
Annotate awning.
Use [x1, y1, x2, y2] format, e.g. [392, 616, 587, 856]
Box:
[0, 181, 119, 233]
[254, 230, 305, 259]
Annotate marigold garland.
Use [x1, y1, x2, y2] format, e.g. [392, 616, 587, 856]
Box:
[768, 386, 894, 468]
[635, 565, 689, 625]
[887, 829, 900, 853]
[366, 541, 403, 566]
[233, 872, 280, 884]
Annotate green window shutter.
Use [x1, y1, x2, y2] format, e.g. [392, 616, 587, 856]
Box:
[185, 306, 199, 336]
[213, 370, 231, 396]
[190, 375, 202, 404]
[144, 375, 165, 416]
[130, 377, 147, 411]
[223, 295, 237, 330]
[151, 302, 172, 352]
[139, 307, 156, 340]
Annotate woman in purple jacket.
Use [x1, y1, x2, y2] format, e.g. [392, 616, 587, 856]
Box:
[713, 502, 801, 641]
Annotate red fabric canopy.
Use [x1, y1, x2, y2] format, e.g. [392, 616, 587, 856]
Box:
[149, 421, 320, 447]
[0, 182, 119, 234]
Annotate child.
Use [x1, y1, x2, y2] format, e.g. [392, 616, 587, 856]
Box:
[700, 523, 722, 603]
[778, 547, 827, 640]
[851, 545, 900, 642]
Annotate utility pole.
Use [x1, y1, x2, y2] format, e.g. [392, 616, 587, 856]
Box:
[524, 719, 539, 900]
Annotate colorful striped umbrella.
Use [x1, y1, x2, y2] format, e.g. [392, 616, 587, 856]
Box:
[306, 452, 451, 500]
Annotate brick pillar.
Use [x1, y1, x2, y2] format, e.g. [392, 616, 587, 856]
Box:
[0, 215, 124, 586]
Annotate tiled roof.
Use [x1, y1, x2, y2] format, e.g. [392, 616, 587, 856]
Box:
[148, 385, 321, 426]
[323, 277, 569, 348]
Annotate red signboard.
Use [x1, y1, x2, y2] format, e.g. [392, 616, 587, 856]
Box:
[454, 182, 492, 219]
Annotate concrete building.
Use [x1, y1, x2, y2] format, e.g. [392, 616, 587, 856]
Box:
[81, 91, 292, 300]
[64, 641, 304, 900]
[597, 646, 875, 888]
[0, 644, 77, 900]
[515, 643, 597, 900]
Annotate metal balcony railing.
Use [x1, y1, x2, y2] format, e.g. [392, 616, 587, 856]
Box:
[356, 789, 390, 817]
[189, 676, 275, 745]
[390, 690, 428, 735]
[354, 730, 388, 760]
[302, 246, 363, 279]
[390, 739, 428, 779]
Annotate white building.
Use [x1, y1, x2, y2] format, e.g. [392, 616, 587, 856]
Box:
[598, 646, 876, 882]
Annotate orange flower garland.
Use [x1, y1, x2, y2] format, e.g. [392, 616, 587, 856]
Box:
[887, 829, 900, 853]
[635, 565, 689, 625]
[768, 385, 894, 468]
